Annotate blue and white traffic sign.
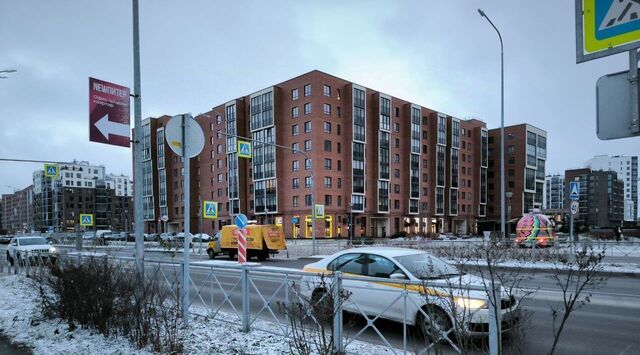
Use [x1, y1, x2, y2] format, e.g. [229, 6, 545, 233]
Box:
[80, 214, 94, 226]
[235, 213, 248, 228]
[44, 163, 59, 178]
[292, 216, 299, 225]
[569, 181, 580, 201]
[238, 140, 252, 158]
[202, 201, 218, 219]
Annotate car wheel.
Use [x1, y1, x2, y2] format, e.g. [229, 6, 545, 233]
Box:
[207, 249, 215, 260]
[418, 305, 453, 342]
[228, 251, 236, 260]
[257, 249, 268, 261]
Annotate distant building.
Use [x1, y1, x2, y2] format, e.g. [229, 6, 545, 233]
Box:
[487, 124, 547, 221]
[32, 160, 133, 232]
[1, 186, 34, 234]
[584, 155, 638, 221]
[544, 174, 564, 210]
[565, 168, 624, 228]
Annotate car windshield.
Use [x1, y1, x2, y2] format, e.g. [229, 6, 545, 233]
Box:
[19, 237, 48, 246]
[394, 253, 461, 280]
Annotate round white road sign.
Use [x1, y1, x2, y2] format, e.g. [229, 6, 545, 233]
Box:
[570, 200, 579, 215]
[165, 114, 205, 158]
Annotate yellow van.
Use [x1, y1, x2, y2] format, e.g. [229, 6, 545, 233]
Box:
[207, 224, 286, 261]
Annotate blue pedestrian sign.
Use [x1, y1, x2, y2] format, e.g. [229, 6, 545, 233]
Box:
[292, 216, 299, 225]
[569, 181, 580, 201]
[80, 214, 94, 227]
[202, 201, 218, 219]
[238, 140, 252, 158]
[235, 213, 248, 228]
[44, 163, 59, 178]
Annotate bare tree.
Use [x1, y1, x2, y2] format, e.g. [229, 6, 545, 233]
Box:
[547, 246, 607, 355]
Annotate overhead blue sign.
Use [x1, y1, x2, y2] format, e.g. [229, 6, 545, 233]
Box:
[235, 213, 248, 229]
[569, 181, 580, 201]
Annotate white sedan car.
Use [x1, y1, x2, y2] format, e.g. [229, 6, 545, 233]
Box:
[6, 236, 57, 266]
[301, 247, 519, 339]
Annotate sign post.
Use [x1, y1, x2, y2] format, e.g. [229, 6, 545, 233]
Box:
[235, 213, 248, 264]
[165, 114, 204, 325]
[570, 200, 579, 243]
[576, 0, 640, 139]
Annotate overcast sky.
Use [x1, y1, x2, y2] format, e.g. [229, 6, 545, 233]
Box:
[1, 0, 639, 195]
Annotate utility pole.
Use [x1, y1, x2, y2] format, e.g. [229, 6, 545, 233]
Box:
[132, 0, 144, 278]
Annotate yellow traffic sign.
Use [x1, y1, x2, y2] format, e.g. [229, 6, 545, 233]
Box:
[238, 140, 252, 158]
[80, 214, 94, 226]
[44, 163, 59, 178]
[578, 0, 640, 62]
[202, 201, 218, 219]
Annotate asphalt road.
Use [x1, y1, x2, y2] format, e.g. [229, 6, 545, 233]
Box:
[1, 244, 639, 354]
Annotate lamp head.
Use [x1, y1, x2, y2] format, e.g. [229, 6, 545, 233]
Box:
[477, 9, 486, 17]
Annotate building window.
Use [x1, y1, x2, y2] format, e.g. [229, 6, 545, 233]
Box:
[292, 161, 299, 171]
[305, 158, 311, 170]
[293, 196, 299, 207]
[337, 178, 342, 188]
[292, 125, 299, 136]
[305, 177, 312, 188]
[305, 194, 312, 206]
[304, 121, 312, 133]
[323, 103, 331, 115]
[324, 158, 332, 170]
[292, 88, 299, 100]
[337, 142, 341, 153]
[304, 84, 311, 97]
[394, 107, 400, 117]
[394, 169, 400, 178]
[304, 140, 312, 151]
[337, 124, 341, 135]
[325, 195, 333, 206]
[337, 160, 341, 171]
[395, 138, 400, 148]
[216, 115, 221, 124]
[394, 154, 400, 163]
[292, 178, 300, 189]
[324, 140, 332, 152]
[323, 84, 331, 97]
[304, 103, 311, 115]
[292, 107, 299, 118]
[324, 177, 332, 188]
[507, 145, 515, 154]
[324, 121, 331, 133]
[394, 184, 400, 193]
[423, 159, 428, 168]
[394, 122, 399, 132]
[292, 142, 299, 152]
[394, 199, 400, 209]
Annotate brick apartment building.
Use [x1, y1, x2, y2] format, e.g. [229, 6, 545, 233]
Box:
[32, 161, 133, 232]
[565, 168, 624, 228]
[1, 185, 34, 234]
[137, 70, 506, 238]
[487, 124, 547, 222]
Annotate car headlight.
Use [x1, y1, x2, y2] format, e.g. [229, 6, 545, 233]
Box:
[455, 297, 488, 309]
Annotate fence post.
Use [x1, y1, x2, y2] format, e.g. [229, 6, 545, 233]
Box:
[25, 251, 31, 277]
[488, 280, 502, 355]
[332, 270, 343, 354]
[241, 265, 250, 333]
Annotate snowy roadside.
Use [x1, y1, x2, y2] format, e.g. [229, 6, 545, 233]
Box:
[442, 258, 640, 274]
[0, 275, 397, 354]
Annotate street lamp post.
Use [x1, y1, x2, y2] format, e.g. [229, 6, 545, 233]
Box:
[0, 69, 17, 79]
[478, 8, 505, 242]
[506, 191, 513, 239]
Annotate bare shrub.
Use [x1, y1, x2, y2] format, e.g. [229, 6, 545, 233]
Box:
[35, 256, 184, 353]
[547, 247, 607, 355]
[278, 274, 350, 355]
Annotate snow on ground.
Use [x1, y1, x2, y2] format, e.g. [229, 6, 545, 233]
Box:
[0, 275, 155, 355]
[442, 258, 640, 274]
[0, 275, 397, 354]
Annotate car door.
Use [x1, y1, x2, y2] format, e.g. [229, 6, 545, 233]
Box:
[360, 253, 409, 323]
[327, 253, 370, 316]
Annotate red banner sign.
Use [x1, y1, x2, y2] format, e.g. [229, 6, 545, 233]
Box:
[89, 77, 131, 147]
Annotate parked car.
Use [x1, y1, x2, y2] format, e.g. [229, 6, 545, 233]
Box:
[144, 233, 158, 241]
[0, 235, 12, 244]
[6, 235, 57, 266]
[82, 232, 95, 240]
[300, 248, 520, 339]
[160, 232, 175, 242]
[192, 233, 212, 243]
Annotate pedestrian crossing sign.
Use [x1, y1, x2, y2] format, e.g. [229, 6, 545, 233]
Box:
[314, 204, 325, 219]
[44, 163, 59, 178]
[80, 214, 94, 226]
[578, 0, 640, 62]
[203, 201, 218, 219]
[570, 181, 580, 201]
[238, 140, 252, 158]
